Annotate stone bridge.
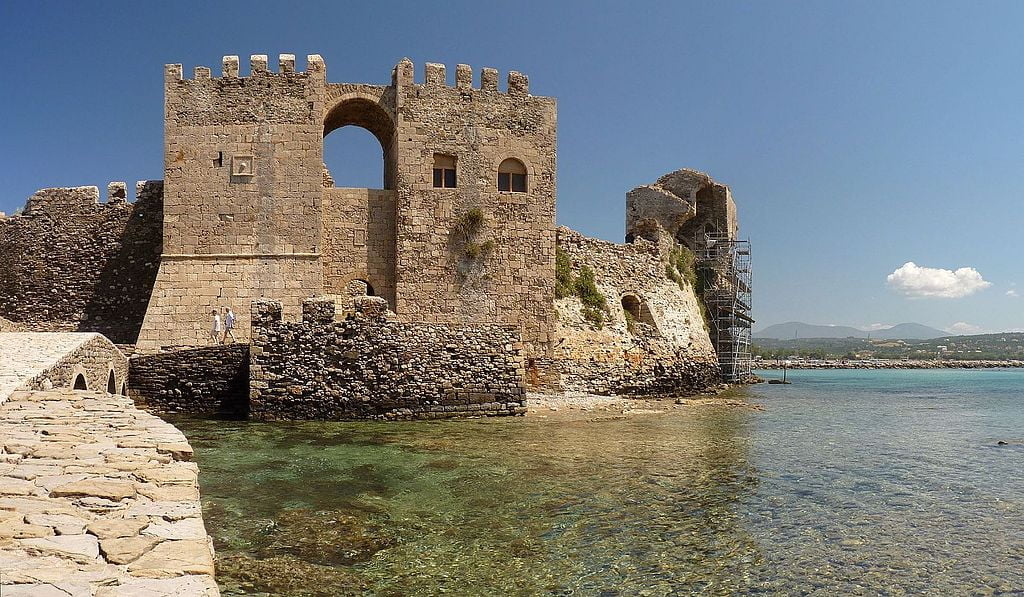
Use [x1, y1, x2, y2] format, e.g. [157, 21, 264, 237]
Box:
[0, 332, 219, 596]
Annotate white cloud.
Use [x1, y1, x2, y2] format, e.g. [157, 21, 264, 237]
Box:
[886, 262, 991, 299]
[863, 323, 892, 331]
[946, 322, 985, 335]
[1007, 290, 1019, 298]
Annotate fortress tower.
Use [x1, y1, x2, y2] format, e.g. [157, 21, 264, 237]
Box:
[137, 54, 557, 356]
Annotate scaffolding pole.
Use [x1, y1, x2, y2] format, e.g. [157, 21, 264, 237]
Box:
[696, 232, 753, 382]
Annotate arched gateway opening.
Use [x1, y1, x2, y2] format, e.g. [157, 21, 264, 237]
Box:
[107, 370, 117, 394]
[73, 374, 87, 390]
[323, 97, 396, 190]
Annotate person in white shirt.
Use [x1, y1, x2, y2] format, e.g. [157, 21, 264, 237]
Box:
[210, 309, 222, 344]
[223, 307, 237, 343]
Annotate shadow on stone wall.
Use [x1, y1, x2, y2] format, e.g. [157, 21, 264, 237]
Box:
[128, 344, 249, 418]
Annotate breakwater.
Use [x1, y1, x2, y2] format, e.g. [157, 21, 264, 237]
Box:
[758, 358, 1024, 369]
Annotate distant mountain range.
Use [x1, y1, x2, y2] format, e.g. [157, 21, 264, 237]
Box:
[754, 321, 948, 340]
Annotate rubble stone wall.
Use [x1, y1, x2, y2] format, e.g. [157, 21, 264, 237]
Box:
[554, 227, 720, 396]
[249, 297, 526, 420]
[0, 183, 163, 344]
[128, 344, 249, 416]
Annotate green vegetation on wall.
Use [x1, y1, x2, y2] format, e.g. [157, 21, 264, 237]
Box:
[555, 247, 609, 329]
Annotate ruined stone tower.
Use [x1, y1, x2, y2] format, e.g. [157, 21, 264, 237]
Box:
[137, 54, 557, 356]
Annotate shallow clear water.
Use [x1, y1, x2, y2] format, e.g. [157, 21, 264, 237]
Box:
[172, 369, 1024, 595]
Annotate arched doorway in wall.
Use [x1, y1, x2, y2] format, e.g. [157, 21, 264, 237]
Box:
[73, 374, 87, 390]
[107, 370, 116, 394]
[323, 97, 396, 190]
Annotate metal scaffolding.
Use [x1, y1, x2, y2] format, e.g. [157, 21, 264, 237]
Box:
[695, 232, 753, 381]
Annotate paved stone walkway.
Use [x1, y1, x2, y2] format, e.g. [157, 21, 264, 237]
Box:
[0, 389, 219, 596]
[0, 333, 100, 403]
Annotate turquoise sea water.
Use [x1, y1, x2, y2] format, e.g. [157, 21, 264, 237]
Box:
[173, 369, 1024, 595]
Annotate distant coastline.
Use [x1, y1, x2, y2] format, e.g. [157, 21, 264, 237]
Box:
[757, 359, 1024, 370]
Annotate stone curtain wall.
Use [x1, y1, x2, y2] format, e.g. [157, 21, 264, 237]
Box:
[0, 183, 163, 344]
[554, 228, 720, 397]
[250, 297, 526, 420]
[128, 344, 249, 416]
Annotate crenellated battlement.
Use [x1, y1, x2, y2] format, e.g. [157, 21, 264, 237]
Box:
[165, 53, 327, 82]
[166, 53, 536, 97]
[394, 58, 532, 95]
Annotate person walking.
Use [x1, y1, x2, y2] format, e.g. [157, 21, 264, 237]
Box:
[223, 306, 237, 343]
[210, 309, 222, 344]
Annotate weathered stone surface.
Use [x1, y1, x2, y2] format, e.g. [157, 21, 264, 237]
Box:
[25, 513, 90, 535]
[87, 517, 149, 539]
[128, 539, 215, 578]
[142, 517, 206, 540]
[19, 534, 100, 562]
[96, 575, 221, 597]
[100, 535, 162, 564]
[0, 519, 54, 538]
[51, 479, 136, 501]
[0, 477, 38, 496]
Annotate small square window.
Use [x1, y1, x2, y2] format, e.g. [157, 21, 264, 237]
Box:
[444, 168, 456, 188]
[433, 168, 443, 188]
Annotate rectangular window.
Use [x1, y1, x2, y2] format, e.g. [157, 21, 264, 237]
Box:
[511, 173, 527, 193]
[498, 172, 511, 192]
[433, 168, 457, 188]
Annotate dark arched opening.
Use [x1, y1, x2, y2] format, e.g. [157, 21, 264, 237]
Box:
[73, 374, 87, 391]
[120, 382, 127, 396]
[323, 98, 396, 190]
[621, 293, 657, 332]
[107, 370, 116, 394]
[344, 278, 376, 298]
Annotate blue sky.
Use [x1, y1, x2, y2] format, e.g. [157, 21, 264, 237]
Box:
[2, 1, 1022, 333]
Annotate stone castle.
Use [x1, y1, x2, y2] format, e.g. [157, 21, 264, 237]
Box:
[0, 54, 749, 419]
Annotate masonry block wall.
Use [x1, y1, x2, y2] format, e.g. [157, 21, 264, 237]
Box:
[387, 60, 557, 358]
[249, 297, 526, 420]
[321, 188, 397, 306]
[0, 183, 163, 344]
[136, 56, 328, 350]
[138, 54, 556, 357]
[554, 228, 720, 396]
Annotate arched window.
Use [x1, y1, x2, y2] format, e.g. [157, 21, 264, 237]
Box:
[107, 370, 116, 394]
[120, 382, 127, 396]
[497, 158, 527, 193]
[433, 154, 457, 188]
[73, 374, 87, 390]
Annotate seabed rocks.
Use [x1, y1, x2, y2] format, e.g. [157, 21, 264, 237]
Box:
[0, 389, 218, 596]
